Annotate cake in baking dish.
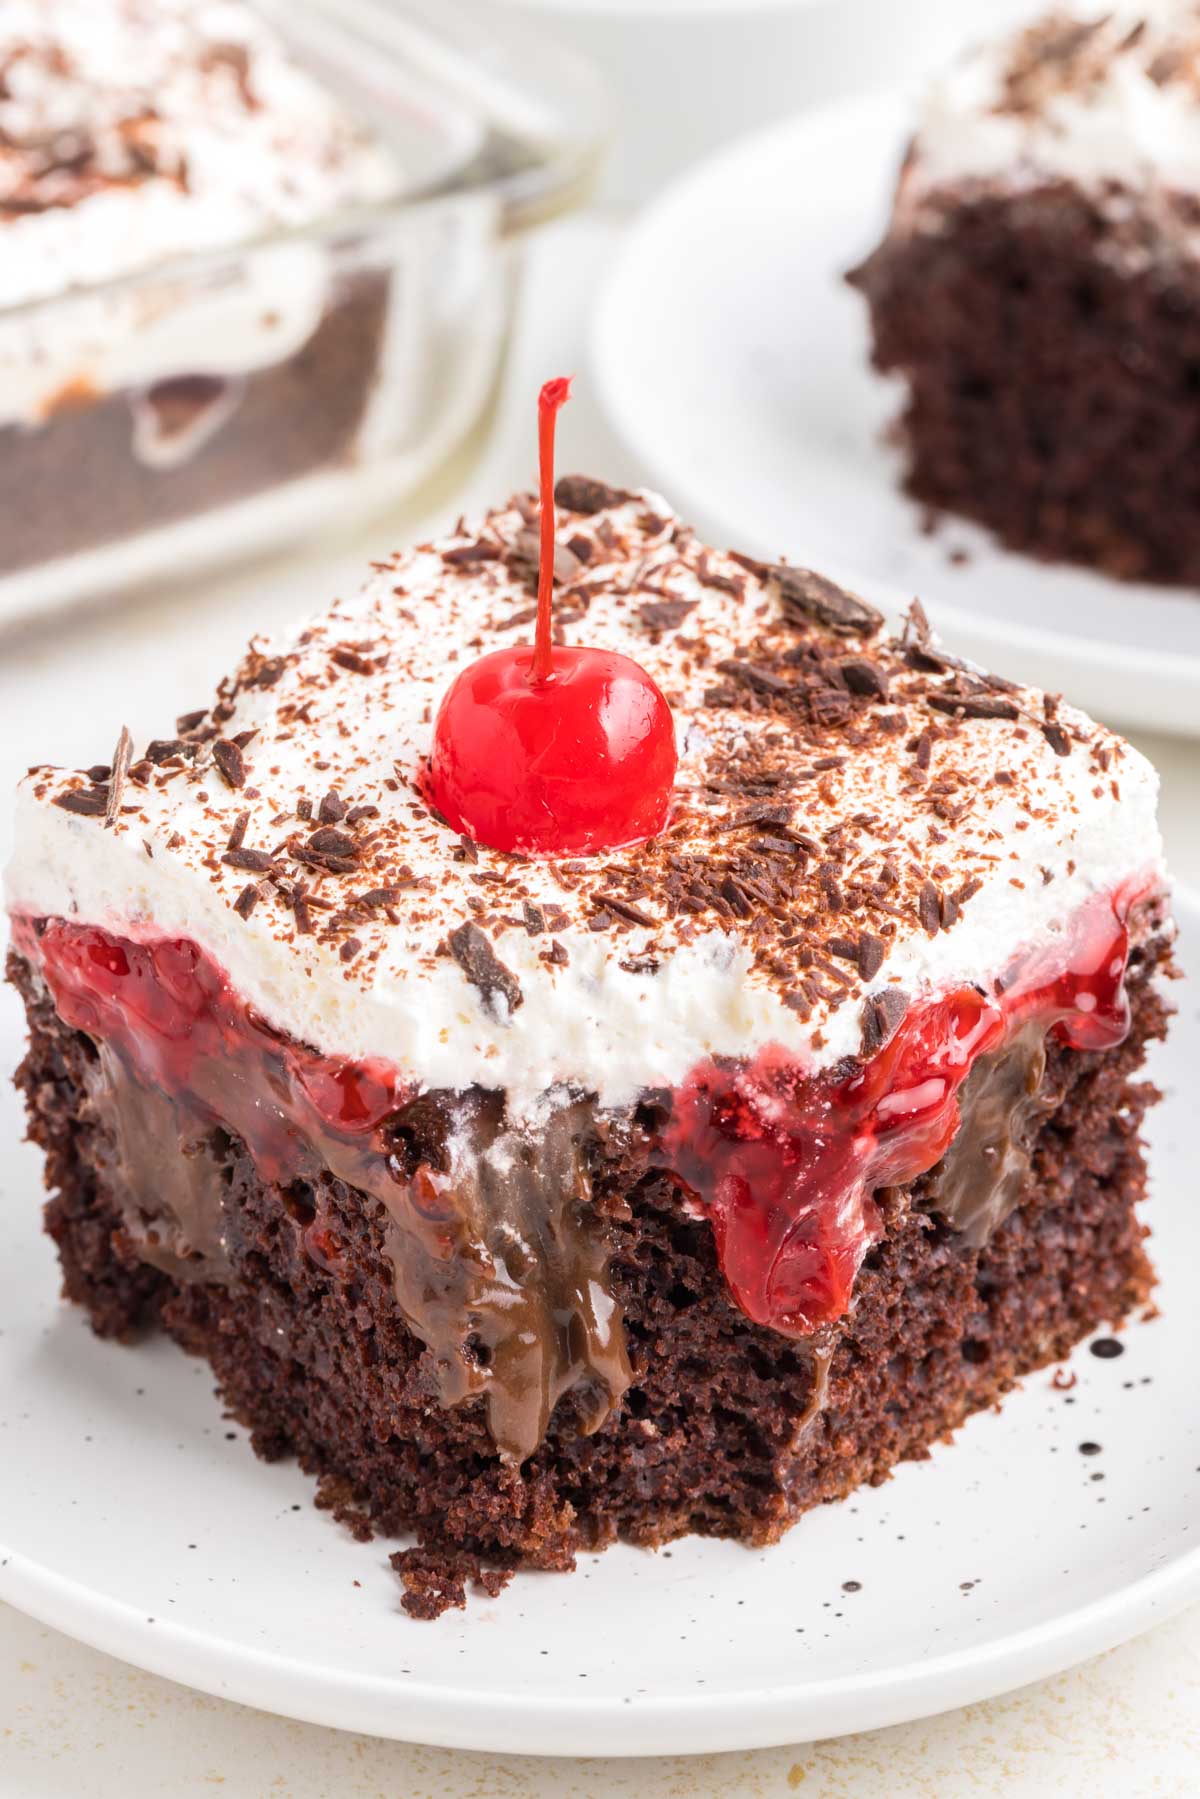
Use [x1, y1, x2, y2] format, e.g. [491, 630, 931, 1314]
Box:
[0, 0, 397, 575]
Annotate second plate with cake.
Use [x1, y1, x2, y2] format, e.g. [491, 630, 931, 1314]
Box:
[594, 91, 1200, 738]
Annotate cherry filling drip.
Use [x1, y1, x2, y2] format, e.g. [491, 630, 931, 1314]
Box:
[660, 887, 1141, 1336]
[425, 379, 678, 857]
[15, 881, 1144, 1347]
[17, 923, 403, 1166]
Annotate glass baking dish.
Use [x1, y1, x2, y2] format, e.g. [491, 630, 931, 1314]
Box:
[0, 0, 607, 630]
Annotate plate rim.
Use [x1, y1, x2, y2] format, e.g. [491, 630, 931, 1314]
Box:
[2, 886, 1197, 1757]
[591, 89, 1200, 737]
[3, 1527, 1200, 1754]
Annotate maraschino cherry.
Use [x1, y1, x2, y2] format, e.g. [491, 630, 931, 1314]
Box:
[425, 378, 678, 856]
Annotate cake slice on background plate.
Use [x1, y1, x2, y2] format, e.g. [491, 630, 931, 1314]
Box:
[850, 1, 1200, 586]
[6, 383, 1173, 1617]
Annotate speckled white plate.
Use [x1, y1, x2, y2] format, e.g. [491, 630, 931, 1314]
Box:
[593, 93, 1200, 740]
[1, 892, 1198, 1757]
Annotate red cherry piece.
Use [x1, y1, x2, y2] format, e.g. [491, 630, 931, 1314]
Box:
[661, 886, 1139, 1337]
[427, 641, 677, 855]
[425, 377, 678, 856]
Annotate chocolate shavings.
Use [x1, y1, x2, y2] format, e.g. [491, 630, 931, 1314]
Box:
[104, 726, 133, 828]
[212, 738, 246, 790]
[448, 922, 524, 1021]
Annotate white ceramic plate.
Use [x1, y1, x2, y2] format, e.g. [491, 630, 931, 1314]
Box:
[2, 894, 1198, 1757]
[594, 93, 1200, 739]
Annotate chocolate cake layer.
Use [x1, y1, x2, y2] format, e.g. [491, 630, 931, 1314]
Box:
[10, 934, 1166, 1618]
[0, 271, 390, 580]
[850, 184, 1200, 584]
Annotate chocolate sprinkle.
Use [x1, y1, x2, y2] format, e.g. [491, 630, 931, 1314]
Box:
[223, 847, 274, 873]
[104, 726, 133, 829]
[145, 738, 186, 765]
[638, 598, 698, 634]
[306, 827, 358, 859]
[233, 883, 259, 919]
[917, 880, 942, 936]
[448, 923, 524, 1021]
[53, 785, 109, 818]
[522, 902, 546, 936]
[1041, 721, 1072, 757]
[212, 739, 246, 790]
[858, 932, 887, 981]
[928, 694, 1020, 723]
[860, 987, 909, 1056]
[553, 475, 635, 515]
[594, 893, 656, 929]
[840, 658, 890, 699]
[441, 540, 502, 567]
[331, 647, 379, 676]
[767, 566, 884, 638]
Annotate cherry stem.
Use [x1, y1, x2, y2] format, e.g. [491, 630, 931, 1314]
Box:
[532, 375, 572, 686]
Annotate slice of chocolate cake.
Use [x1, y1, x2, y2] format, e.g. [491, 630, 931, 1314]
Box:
[5, 477, 1173, 1618]
[0, 0, 398, 577]
[849, 4, 1200, 585]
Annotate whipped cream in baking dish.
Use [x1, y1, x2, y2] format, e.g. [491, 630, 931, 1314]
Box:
[0, 0, 399, 424]
[908, 2, 1200, 200]
[6, 488, 1165, 1115]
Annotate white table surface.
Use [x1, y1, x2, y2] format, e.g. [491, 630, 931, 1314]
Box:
[2, 222, 1198, 1795]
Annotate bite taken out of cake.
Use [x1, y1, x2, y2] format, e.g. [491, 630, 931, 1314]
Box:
[849, 2, 1200, 586]
[5, 385, 1174, 1618]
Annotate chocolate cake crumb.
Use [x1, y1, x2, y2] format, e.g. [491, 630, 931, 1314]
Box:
[390, 1546, 515, 1620]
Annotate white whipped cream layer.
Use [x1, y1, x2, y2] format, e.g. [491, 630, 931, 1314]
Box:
[909, 1, 1200, 200]
[5, 494, 1167, 1117]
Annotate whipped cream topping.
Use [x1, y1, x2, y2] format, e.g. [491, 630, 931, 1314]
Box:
[0, 0, 398, 424]
[6, 487, 1165, 1115]
[906, 2, 1200, 203]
